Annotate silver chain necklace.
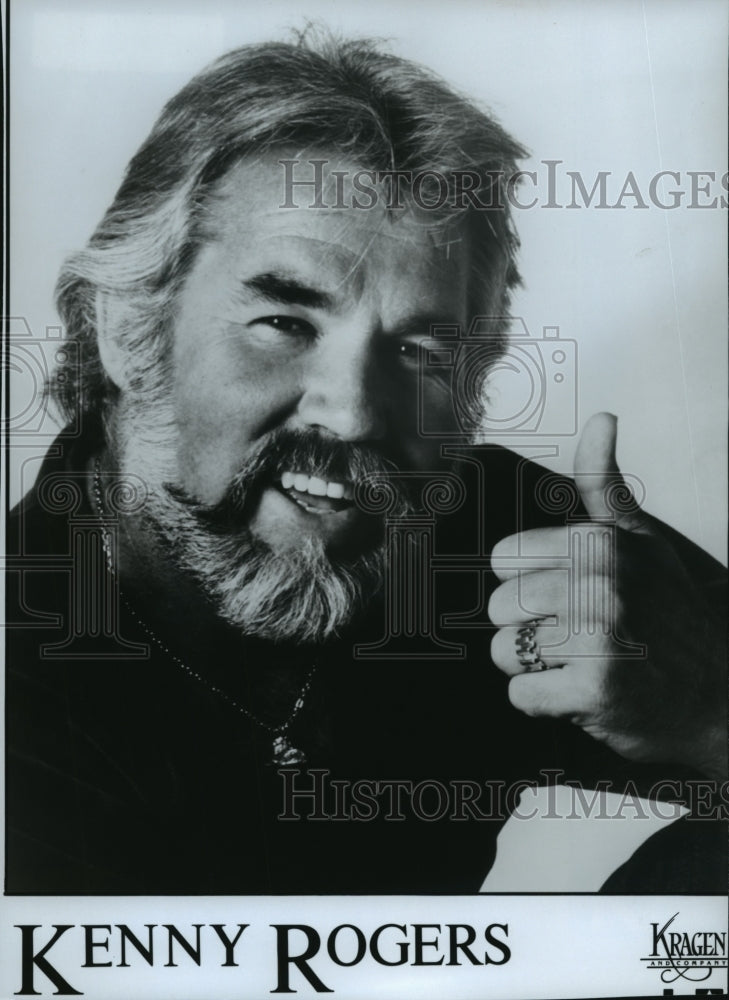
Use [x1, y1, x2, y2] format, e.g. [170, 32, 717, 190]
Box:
[92, 460, 315, 766]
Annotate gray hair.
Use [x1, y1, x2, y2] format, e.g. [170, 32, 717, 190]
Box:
[53, 29, 527, 424]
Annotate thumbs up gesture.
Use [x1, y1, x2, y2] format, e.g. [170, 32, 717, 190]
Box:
[489, 412, 727, 779]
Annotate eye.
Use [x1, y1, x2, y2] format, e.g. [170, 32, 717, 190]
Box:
[248, 315, 316, 337]
[395, 339, 422, 363]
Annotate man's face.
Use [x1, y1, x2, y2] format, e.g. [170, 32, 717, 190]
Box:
[117, 157, 471, 642]
[169, 158, 469, 556]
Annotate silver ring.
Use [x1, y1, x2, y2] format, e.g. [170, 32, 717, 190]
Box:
[516, 621, 551, 672]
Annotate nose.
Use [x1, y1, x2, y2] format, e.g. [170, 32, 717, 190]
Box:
[295, 326, 386, 442]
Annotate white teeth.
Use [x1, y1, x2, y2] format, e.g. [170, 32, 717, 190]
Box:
[307, 476, 327, 496]
[280, 471, 352, 500]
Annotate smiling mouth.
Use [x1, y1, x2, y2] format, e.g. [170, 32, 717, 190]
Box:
[276, 471, 355, 515]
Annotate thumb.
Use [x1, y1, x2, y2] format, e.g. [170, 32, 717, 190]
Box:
[574, 412, 646, 529]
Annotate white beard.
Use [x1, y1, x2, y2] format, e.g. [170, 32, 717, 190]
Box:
[114, 395, 387, 644]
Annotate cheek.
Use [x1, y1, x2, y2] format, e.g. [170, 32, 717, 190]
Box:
[170, 355, 297, 503]
[381, 376, 458, 470]
[173, 391, 252, 501]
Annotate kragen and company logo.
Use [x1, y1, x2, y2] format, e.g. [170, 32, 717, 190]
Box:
[642, 912, 727, 989]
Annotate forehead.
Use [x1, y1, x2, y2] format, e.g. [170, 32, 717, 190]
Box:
[198, 157, 471, 310]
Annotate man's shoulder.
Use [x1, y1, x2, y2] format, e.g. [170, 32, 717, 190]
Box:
[8, 426, 99, 552]
[6, 428, 103, 650]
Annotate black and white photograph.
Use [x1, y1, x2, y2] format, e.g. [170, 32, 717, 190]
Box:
[3, 0, 728, 996]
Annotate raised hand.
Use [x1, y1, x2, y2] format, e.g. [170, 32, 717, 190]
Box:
[489, 412, 727, 780]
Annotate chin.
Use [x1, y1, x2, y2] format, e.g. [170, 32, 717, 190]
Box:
[211, 532, 385, 644]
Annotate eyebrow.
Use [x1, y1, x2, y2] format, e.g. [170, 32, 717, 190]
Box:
[241, 271, 335, 310]
[240, 270, 461, 335]
[393, 315, 461, 338]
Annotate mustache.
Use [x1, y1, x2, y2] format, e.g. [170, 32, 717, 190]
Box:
[164, 427, 416, 530]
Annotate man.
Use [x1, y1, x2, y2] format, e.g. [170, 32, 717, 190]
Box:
[6, 33, 727, 893]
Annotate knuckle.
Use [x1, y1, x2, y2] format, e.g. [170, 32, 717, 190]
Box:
[509, 672, 568, 719]
[491, 533, 518, 561]
[490, 628, 513, 669]
[508, 674, 540, 716]
[487, 579, 515, 625]
[489, 630, 503, 665]
[487, 589, 502, 625]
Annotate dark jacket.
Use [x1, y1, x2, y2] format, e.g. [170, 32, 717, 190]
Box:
[6, 429, 726, 893]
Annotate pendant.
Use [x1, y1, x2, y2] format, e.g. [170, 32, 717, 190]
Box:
[271, 732, 307, 766]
